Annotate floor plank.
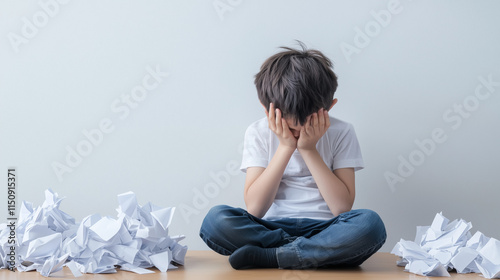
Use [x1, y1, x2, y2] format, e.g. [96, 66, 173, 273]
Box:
[0, 251, 486, 279]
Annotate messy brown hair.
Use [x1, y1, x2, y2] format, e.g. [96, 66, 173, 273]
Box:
[254, 41, 338, 125]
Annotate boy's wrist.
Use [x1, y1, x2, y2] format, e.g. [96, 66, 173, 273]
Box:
[298, 147, 319, 157]
[277, 144, 296, 155]
[297, 145, 317, 152]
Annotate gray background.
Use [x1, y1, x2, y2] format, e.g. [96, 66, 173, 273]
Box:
[1, 0, 499, 252]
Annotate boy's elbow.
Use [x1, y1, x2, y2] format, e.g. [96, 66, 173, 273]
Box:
[332, 207, 352, 217]
[244, 194, 267, 218]
[246, 205, 265, 219]
[331, 201, 354, 216]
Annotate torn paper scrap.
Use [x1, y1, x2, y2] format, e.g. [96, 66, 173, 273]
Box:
[392, 212, 500, 278]
[38, 253, 69, 277]
[407, 259, 450, 277]
[450, 247, 478, 273]
[149, 250, 172, 272]
[65, 261, 83, 277]
[479, 238, 500, 265]
[476, 257, 500, 279]
[120, 263, 155, 274]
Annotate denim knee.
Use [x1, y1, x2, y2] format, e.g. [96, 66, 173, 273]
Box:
[200, 205, 235, 236]
[335, 209, 387, 266]
[205, 205, 234, 224]
[355, 209, 387, 246]
[199, 205, 242, 255]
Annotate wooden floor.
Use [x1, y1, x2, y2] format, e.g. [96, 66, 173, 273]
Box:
[0, 251, 486, 279]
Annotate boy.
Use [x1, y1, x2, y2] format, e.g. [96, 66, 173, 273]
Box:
[200, 42, 386, 269]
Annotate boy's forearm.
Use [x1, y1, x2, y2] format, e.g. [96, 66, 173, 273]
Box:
[245, 145, 295, 218]
[299, 148, 354, 216]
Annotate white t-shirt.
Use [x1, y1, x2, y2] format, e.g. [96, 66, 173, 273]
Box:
[240, 116, 364, 221]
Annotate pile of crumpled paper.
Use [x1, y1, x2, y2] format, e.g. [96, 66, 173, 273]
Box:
[0, 189, 187, 277]
[392, 212, 500, 278]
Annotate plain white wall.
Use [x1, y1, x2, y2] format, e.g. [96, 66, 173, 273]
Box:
[1, 0, 499, 253]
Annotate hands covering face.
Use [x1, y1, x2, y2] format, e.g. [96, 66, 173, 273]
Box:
[267, 103, 330, 151]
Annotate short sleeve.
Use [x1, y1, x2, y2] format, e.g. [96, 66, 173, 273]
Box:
[332, 124, 365, 171]
[240, 124, 269, 173]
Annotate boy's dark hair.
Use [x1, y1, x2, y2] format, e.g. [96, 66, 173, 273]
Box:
[254, 41, 338, 126]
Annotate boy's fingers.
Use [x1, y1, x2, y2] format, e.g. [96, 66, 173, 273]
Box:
[268, 103, 276, 130]
[318, 109, 325, 129]
[275, 109, 282, 133]
[269, 103, 275, 119]
[324, 109, 330, 129]
[304, 115, 312, 135]
[282, 118, 290, 136]
[268, 117, 275, 131]
[299, 126, 306, 137]
[312, 113, 318, 129]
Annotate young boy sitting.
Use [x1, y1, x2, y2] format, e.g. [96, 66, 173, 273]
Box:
[199, 42, 386, 269]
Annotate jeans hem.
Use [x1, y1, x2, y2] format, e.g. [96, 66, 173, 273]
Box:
[199, 230, 232, 256]
[276, 233, 387, 269]
[276, 237, 305, 269]
[328, 233, 387, 267]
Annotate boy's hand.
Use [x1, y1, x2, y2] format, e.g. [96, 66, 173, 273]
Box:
[297, 108, 330, 151]
[268, 103, 297, 150]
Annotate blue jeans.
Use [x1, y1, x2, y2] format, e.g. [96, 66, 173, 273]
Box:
[199, 205, 386, 269]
